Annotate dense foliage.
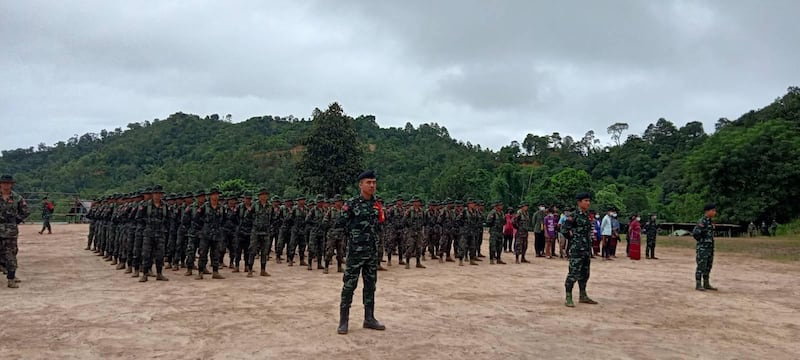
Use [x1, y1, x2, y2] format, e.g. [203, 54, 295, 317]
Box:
[2, 88, 799, 225]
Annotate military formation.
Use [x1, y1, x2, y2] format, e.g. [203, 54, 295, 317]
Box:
[85, 183, 552, 284]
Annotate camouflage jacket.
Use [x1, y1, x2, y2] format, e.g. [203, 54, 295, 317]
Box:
[337, 195, 382, 256]
[252, 200, 272, 232]
[1, 191, 29, 237]
[565, 210, 591, 257]
[323, 206, 346, 232]
[403, 207, 425, 232]
[485, 209, 505, 235]
[692, 216, 714, 244]
[513, 209, 531, 232]
[237, 203, 255, 235]
[305, 206, 326, 233]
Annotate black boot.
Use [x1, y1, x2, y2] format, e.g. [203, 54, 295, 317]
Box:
[703, 275, 718, 291]
[363, 305, 386, 330]
[337, 307, 350, 335]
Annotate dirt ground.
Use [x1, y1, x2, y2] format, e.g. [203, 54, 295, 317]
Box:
[1, 224, 798, 360]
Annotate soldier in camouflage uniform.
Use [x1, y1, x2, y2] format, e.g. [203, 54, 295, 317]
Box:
[693, 204, 718, 291]
[337, 170, 386, 335]
[221, 193, 240, 268]
[131, 188, 152, 278]
[247, 189, 273, 277]
[183, 190, 206, 276]
[277, 199, 294, 265]
[39, 196, 52, 234]
[323, 194, 347, 274]
[425, 201, 441, 260]
[288, 196, 308, 267]
[403, 196, 426, 269]
[437, 199, 456, 263]
[475, 201, 487, 258]
[124, 192, 143, 273]
[453, 201, 477, 266]
[513, 202, 531, 264]
[644, 214, 659, 260]
[173, 193, 193, 271]
[233, 192, 253, 273]
[195, 188, 226, 280]
[385, 196, 405, 266]
[306, 195, 327, 271]
[0, 174, 30, 288]
[484, 201, 507, 265]
[85, 199, 99, 251]
[563, 193, 598, 307]
[467, 199, 483, 263]
[164, 193, 178, 268]
[113, 194, 133, 270]
[138, 185, 169, 282]
[268, 196, 282, 263]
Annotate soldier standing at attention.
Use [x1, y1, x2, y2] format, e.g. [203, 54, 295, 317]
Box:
[564, 193, 597, 307]
[403, 196, 426, 269]
[1, 175, 29, 288]
[323, 194, 347, 274]
[195, 188, 226, 280]
[484, 201, 506, 265]
[131, 188, 152, 278]
[385, 196, 405, 266]
[247, 189, 272, 277]
[306, 195, 327, 271]
[513, 202, 531, 264]
[644, 214, 659, 259]
[139, 185, 169, 282]
[39, 196, 53, 234]
[288, 196, 309, 267]
[532, 204, 546, 257]
[85, 200, 98, 251]
[234, 192, 254, 274]
[269, 196, 283, 263]
[276, 198, 294, 264]
[693, 204, 718, 291]
[337, 170, 386, 335]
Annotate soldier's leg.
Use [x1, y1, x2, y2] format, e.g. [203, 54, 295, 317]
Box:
[176, 231, 186, 267]
[307, 232, 318, 268]
[246, 233, 259, 274]
[140, 234, 154, 280]
[2, 237, 19, 285]
[340, 255, 363, 310]
[185, 235, 197, 271]
[578, 257, 596, 303]
[288, 229, 298, 264]
[133, 230, 144, 272]
[414, 232, 425, 267]
[298, 232, 308, 264]
[384, 232, 395, 265]
[259, 234, 269, 273]
[403, 232, 414, 266]
[336, 235, 346, 272]
[126, 228, 136, 270]
[87, 223, 95, 250]
[564, 257, 580, 306]
[362, 256, 378, 306]
[155, 233, 166, 276]
[324, 232, 335, 271]
[210, 233, 222, 273]
[520, 233, 529, 262]
[197, 235, 209, 274]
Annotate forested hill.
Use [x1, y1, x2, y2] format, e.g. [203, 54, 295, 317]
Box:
[2, 87, 799, 225]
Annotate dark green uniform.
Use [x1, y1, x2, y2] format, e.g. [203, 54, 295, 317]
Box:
[693, 216, 715, 289]
[140, 198, 168, 279]
[338, 195, 381, 309]
[485, 207, 505, 263]
[564, 209, 595, 305]
[0, 188, 29, 286]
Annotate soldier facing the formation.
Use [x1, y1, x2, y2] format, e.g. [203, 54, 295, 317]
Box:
[0, 175, 29, 288]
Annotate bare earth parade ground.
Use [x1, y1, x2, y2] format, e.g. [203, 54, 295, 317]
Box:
[1, 224, 798, 359]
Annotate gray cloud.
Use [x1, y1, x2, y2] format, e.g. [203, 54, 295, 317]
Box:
[1, 0, 798, 152]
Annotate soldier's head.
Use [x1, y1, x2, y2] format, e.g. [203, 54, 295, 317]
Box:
[209, 188, 220, 204]
[196, 190, 206, 203]
[520, 202, 529, 211]
[258, 188, 269, 203]
[0, 174, 14, 193]
[467, 198, 476, 210]
[703, 203, 717, 218]
[493, 201, 503, 211]
[183, 193, 193, 205]
[270, 195, 280, 206]
[296, 196, 306, 207]
[395, 195, 404, 207]
[333, 194, 343, 208]
[357, 170, 377, 198]
[143, 187, 153, 200]
[455, 201, 464, 210]
[576, 192, 591, 212]
[244, 192, 253, 206]
[411, 196, 421, 209]
[284, 199, 294, 207]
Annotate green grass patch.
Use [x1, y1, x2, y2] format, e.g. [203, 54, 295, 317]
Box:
[657, 235, 800, 262]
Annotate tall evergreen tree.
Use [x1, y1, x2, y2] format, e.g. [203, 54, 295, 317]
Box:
[297, 103, 364, 197]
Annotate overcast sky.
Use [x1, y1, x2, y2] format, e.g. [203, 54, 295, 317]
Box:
[2, 0, 798, 151]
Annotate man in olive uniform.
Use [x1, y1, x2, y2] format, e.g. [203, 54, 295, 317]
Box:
[0, 175, 30, 288]
[306, 195, 327, 271]
[173, 193, 193, 271]
[454, 201, 478, 266]
[234, 192, 254, 273]
[337, 170, 386, 335]
[39, 196, 53, 234]
[195, 188, 226, 280]
[131, 188, 152, 278]
[221, 193, 240, 268]
[138, 185, 169, 282]
[277, 199, 294, 265]
[437, 199, 456, 263]
[513, 202, 532, 264]
[693, 204, 718, 291]
[467, 199, 482, 262]
[564, 193, 598, 307]
[385, 196, 405, 266]
[247, 188, 273, 277]
[184, 190, 206, 276]
[484, 200, 507, 265]
[403, 196, 427, 269]
[124, 192, 143, 273]
[475, 201, 486, 258]
[288, 196, 308, 267]
[425, 201, 441, 260]
[644, 214, 659, 260]
[323, 194, 347, 274]
[269, 196, 283, 263]
[85, 200, 99, 251]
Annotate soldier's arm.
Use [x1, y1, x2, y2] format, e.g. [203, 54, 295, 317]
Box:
[334, 201, 353, 229]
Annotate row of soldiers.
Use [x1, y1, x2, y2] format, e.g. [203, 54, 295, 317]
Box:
[86, 187, 537, 281]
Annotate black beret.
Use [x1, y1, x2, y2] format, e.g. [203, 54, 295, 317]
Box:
[575, 192, 591, 201]
[357, 170, 376, 181]
[704, 203, 716, 211]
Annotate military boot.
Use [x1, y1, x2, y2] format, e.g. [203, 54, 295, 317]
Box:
[124, 266, 133, 274]
[195, 271, 204, 280]
[458, 258, 464, 266]
[317, 260, 324, 270]
[337, 307, 350, 335]
[469, 258, 479, 265]
[212, 271, 225, 279]
[497, 258, 506, 265]
[202, 268, 212, 274]
[232, 264, 240, 273]
[565, 294, 575, 307]
[703, 276, 718, 291]
[84, 246, 91, 251]
[579, 292, 598, 304]
[246, 266, 254, 278]
[490, 259, 496, 265]
[115, 262, 126, 270]
[337, 263, 343, 273]
[172, 264, 180, 271]
[387, 258, 392, 266]
[439, 257, 444, 264]
[156, 273, 169, 281]
[323, 267, 329, 274]
[307, 261, 313, 271]
[695, 277, 704, 291]
[132, 267, 140, 278]
[405, 261, 410, 269]
[363, 305, 386, 331]
[299, 257, 308, 267]
[260, 268, 270, 277]
[110, 258, 118, 265]
[184, 266, 193, 276]
[8, 279, 18, 288]
[416, 258, 426, 269]
[139, 272, 148, 283]
[446, 256, 454, 262]
[521, 257, 530, 263]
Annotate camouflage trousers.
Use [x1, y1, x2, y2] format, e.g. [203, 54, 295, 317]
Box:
[385, 229, 404, 261]
[476, 229, 484, 255]
[87, 221, 96, 249]
[231, 231, 250, 268]
[106, 224, 117, 258]
[426, 227, 440, 256]
[185, 234, 199, 268]
[0, 236, 18, 277]
[221, 229, 236, 266]
[695, 243, 714, 280]
[307, 228, 325, 262]
[248, 231, 270, 270]
[646, 235, 657, 258]
[404, 229, 424, 259]
[565, 255, 591, 292]
[116, 224, 128, 261]
[456, 231, 476, 260]
[288, 227, 307, 260]
[340, 250, 378, 309]
[515, 231, 529, 258]
[277, 227, 291, 259]
[489, 231, 503, 260]
[141, 230, 166, 273]
[174, 228, 187, 267]
[131, 227, 145, 270]
[438, 231, 455, 258]
[166, 226, 177, 264]
[198, 231, 222, 271]
[125, 225, 136, 267]
[325, 229, 346, 266]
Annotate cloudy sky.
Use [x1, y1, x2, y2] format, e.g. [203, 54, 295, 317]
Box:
[2, 0, 798, 151]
